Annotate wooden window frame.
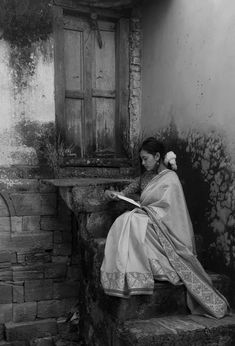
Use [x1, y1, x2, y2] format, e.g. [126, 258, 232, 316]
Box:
[53, 0, 131, 168]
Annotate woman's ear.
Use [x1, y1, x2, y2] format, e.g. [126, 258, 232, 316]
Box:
[154, 152, 160, 162]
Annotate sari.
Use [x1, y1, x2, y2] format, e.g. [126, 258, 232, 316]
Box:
[101, 169, 229, 318]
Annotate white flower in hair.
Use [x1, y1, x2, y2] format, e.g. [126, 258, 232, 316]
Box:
[164, 151, 177, 171]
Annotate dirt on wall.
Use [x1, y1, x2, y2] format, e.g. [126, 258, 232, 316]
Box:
[0, 0, 53, 89]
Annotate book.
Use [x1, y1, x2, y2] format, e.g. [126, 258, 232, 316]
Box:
[113, 193, 141, 207]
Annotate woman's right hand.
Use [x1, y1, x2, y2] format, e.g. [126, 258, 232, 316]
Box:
[104, 190, 119, 201]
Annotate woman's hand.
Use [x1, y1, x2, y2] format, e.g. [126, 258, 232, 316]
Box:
[104, 190, 120, 201]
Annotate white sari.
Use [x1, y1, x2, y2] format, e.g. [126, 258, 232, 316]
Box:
[101, 170, 229, 318]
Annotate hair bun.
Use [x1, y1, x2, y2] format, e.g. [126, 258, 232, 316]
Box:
[164, 151, 177, 171]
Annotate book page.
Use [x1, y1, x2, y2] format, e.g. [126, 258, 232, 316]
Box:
[113, 193, 141, 207]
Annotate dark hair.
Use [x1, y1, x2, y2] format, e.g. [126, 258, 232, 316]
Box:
[139, 137, 165, 160]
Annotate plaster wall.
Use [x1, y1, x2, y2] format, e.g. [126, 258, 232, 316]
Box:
[141, 0, 235, 299]
[0, 37, 54, 167]
[142, 0, 235, 155]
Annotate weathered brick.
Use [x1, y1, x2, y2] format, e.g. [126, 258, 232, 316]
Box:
[0, 217, 11, 231]
[41, 194, 57, 216]
[37, 298, 77, 320]
[67, 266, 80, 281]
[0, 304, 12, 323]
[22, 216, 40, 232]
[25, 280, 53, 302]
[11, 252, 17, 264]
[53, 282, 79, 299]
[13, 302, 37, 322]
[30, 336, 54, 346]
[37, 300, 65, 319]
[0, 286, 13, 304]
[53, 244, 71, 256]
[11, 194, 41, 216]
[13, 266, 44, 281]
[0, 270, 12, 281]
[5, 319, 58, 341]
[10, 233, 53, 251]
[0, 251, 11, 263]
[11, 217, 23, 233]
[13, 285, 24, 303]
[41, 217, 66, 232]
[51, 256, 69, 264]
[53, 231, 62, 244]
[25, 252, 51, 264]
[44, 264, 67, 279]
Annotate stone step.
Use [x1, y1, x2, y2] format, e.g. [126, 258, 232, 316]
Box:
[5, 319, 58, 342]
[115, 313, 235, 346]
[94, 238, 230, 322]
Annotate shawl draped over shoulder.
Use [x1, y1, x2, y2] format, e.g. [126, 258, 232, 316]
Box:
[101, 169, 229, 318]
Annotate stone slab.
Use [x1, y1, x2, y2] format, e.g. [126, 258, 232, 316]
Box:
[5, 319, 58, 341]
[117, 314, 235, 346]
[13, 302, 37, 323]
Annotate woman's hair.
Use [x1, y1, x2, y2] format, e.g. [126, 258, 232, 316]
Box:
[139, 137, 166, 160]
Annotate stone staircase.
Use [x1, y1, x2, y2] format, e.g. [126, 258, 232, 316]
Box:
[90, 238, 235, 346]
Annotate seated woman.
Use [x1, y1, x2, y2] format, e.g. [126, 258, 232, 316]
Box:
[101, 137, 229, 319]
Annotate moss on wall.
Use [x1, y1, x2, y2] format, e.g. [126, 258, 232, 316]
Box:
[0, 0, 53, 89]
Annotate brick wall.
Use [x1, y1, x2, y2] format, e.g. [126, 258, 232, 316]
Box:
[0, 179, 79, 332]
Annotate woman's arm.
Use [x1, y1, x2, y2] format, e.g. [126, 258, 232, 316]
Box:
[104, 177, 141, 201]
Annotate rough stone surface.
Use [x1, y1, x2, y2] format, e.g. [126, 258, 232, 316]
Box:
[5, 319, 58, 341]
[117, 314, 235, 346]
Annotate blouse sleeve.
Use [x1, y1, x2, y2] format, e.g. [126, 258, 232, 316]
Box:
[120, 177, 141, 197]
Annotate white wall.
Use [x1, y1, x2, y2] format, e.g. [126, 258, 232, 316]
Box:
[142, 0, 235, 156]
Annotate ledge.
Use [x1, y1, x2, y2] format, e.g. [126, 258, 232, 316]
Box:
[43, 177, 132, 188]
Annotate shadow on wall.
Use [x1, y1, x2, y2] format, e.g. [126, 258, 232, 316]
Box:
[150, 120, 234, 280]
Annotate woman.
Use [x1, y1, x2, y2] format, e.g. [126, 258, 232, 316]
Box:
[101, 137, 229, 318]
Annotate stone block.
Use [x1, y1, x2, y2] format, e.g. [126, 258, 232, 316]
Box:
[0, 270, 13, 281]
[22, 216, 40, 232]
[37, 300, 66, 319]
[13, 266, 44, 281]
[41, 216, 68, 232]
[0, 251, 11, 264]
[11, 194, 41, 216]
[51, 256, 69, 264]
[10, 233, 53, 251]
[66, 266, 80, 281]
[13, 302, 37, 322]
[5, 319, 58, 341]
[0, 286, 13, 304]
[25, 252, 51, 264]
[53, 231, 62, 244]
[25, 280, 53, 302]
[0, 304, 12, 323]
[40, 194, 57, 216]
[0, 217, 11, 232]
[53, 244, 71, 257]
[53, 282, 79, 299]
[13, 285, 24, 303]
[44, 264, 67, 279]
[30, 336, 54, 346]
[11, 217, 23, 233]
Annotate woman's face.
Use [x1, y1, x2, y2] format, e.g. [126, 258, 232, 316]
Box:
[140, 149, 159, 171]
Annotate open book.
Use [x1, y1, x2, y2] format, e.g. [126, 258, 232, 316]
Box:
[113, 193, 141, 207]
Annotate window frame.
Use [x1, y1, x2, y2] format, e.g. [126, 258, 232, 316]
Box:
[53, 0, 131, 168]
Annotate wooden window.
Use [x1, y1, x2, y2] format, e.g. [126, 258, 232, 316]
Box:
[54, 3, 130, 165]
